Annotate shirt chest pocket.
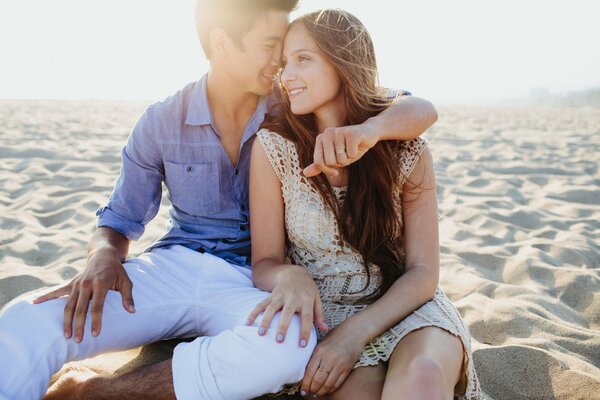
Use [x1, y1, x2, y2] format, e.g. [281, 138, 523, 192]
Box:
[164, 161, 221, 215]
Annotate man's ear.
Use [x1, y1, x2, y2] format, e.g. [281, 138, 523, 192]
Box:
[209, 28, 229, 58]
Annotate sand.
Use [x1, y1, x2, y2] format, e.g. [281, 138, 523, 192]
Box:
[0, 100, 599, 399]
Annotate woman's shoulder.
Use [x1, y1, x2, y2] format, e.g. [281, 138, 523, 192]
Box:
[256, 128, 299, 155]
[256, 128, 292, 145]
[396, 136, 429, 155]
[394, 137, 430, 184]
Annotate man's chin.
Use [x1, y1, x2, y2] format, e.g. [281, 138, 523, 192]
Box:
[255, 84, 274, 97]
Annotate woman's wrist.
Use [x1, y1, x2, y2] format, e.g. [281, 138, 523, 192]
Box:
[274, 264, 310, 285]
[337, 313, 379, 347]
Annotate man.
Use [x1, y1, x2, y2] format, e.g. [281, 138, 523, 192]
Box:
[0, 1, 437, 399]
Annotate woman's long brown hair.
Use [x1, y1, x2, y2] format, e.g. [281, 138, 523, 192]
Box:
[263, 9, 406, 303]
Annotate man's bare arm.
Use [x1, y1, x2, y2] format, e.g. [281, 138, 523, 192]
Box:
[303, 95, 438, 177]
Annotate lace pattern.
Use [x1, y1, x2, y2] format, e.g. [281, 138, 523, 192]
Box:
[256, 129, 482, 399]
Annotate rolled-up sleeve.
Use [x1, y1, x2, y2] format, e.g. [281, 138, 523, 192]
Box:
[96, 106, 164, 240]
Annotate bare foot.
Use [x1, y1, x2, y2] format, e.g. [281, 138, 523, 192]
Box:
[44, 366, 98, 400]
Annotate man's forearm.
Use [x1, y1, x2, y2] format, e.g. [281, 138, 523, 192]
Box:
[363, 96, 438, 141]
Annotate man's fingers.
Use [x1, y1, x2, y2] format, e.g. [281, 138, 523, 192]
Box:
[73, 287, 92, 343]
[333, 130, 350, 166]
[120, 278, 135, 313]
[321, 134, 338, 167]
[90, 287, 108, 337]
[302, 163, 340, 178]
[345, 133, 361, 159]
[33, 285, 70, 304]
[302, 163, 322, 177]
[63, 289, 79, 339]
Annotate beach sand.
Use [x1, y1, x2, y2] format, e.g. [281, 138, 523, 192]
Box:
[1, 100, 598, 399]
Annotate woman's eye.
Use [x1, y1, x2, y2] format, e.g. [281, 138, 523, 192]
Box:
[298, 55, 309, 62]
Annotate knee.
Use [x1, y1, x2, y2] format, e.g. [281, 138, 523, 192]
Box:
[403, 355, 448, 397]
[256, 316, 317, 383]
[1, 297, 64, 334]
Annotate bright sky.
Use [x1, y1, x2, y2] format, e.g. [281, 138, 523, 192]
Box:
[1, 0, 599, 104]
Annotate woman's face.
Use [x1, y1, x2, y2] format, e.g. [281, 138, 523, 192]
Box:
[280, 23, 344, 117]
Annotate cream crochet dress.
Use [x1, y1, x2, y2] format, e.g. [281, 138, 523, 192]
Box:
[256, 129, 481, 399]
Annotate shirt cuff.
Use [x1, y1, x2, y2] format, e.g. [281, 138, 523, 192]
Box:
[96, 206, 145, 241]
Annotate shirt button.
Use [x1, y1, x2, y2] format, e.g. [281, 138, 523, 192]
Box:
[187, 166, 193, 172]
[234, 169, 239, 175]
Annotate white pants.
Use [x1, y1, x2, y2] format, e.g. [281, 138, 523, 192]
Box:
[0, 245, 316, 400]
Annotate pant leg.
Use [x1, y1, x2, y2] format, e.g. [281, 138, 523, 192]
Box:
[171, 251, 317, 400]
[0, 245, 210, 400]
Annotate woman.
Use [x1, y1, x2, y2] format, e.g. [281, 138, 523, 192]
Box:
[247, 9, 481, 400]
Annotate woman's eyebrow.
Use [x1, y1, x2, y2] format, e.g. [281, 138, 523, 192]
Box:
[288, 48, 316, 55]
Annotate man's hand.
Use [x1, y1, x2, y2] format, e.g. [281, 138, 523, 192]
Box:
[302, 125, 379, 178]
[246, 265, 328, 348]
[33, 248, 135, 342]
[300, 322, 367, 397]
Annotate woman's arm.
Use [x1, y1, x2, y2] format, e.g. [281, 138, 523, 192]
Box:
[341, 146, 439, 342]
[247, 138, 328, 347]
[300, 146, 440, 396]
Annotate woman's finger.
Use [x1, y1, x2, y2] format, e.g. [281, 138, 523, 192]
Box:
[313, 296, 329, 332]
[309, 365, 331, 395]
[332, 369, 351, 393]
[298, 304, 314, 348]
[300, 353, 321, 396]
[316, 365, 342, 396]
[246, 297, 271, 325]
[275, 305, 296, 343]
[258, 301, 283, 336]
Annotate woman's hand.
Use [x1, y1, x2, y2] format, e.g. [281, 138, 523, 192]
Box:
[246, 265, 329, 347]
[300, 321, 367, 397]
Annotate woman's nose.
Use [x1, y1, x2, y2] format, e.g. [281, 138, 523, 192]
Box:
[281, 67, 295, 83]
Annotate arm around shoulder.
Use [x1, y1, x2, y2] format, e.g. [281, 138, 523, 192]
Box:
[363, 95, 438, 142]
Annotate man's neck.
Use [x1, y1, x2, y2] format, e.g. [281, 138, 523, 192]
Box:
[206, 70, 260, 130]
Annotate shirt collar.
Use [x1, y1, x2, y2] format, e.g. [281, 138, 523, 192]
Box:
[185, 74, 212, 126]
[185, 73, 271, 130]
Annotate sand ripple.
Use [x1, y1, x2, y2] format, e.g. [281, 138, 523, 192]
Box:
[1, 101, 599, 399]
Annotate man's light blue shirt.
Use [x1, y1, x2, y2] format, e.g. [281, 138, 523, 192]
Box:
[96, 74, 273, 266]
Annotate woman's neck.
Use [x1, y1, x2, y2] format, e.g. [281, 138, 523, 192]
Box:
[315, 97, 347, 132]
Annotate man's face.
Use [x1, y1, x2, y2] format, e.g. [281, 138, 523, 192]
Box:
[224, 10, 289, 96]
